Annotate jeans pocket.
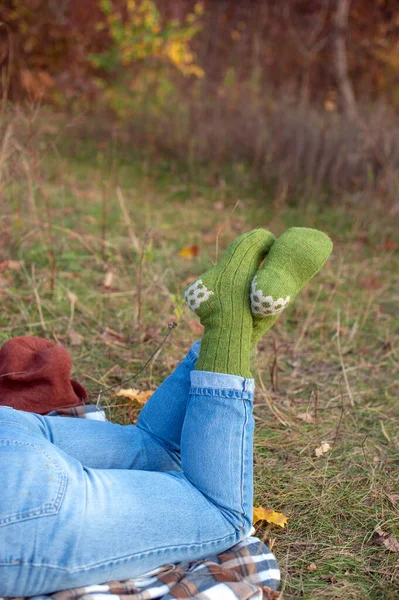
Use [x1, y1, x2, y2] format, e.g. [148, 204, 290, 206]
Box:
[0, 439, 67, 528]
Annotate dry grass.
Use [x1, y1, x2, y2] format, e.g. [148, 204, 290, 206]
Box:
[78, 91, 399, 213]
[1, 113, 398, 599]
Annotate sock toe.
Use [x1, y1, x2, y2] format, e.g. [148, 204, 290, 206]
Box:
[251, 227, 333, 345]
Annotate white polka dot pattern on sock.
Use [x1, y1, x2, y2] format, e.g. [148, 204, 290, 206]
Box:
[184, 279, 214, 312]
[250, 276, 290, 316]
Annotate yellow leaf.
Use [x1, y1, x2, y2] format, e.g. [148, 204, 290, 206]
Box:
[253, 506, 288, 528]
[324, 99, 336, 112]
[178, 245, 199, 260]
[115, 388, 153, 404]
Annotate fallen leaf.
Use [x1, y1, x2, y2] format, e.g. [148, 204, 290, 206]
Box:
[268, 537, 276, 551]
[360, 276, 383, 290]
[103, 271, 114, 289]
[372, 528, 399, 553]
[297, 412, 314, 424]
[253, 506, 288, 528]
[307, 563, 317, 571]
[315, 442, 331, 457]
[378, 239, 398, 252]
[116, 388, 153, 404]
[324, 99, 336, 112]
[67, 290, 78, 306]
[68, 329, 84, 346]
[100, 328, 127, 345]
[387, 494, 399, 505]
[0, 259, 24, 272]
[142, 327, 159, 342]
[320, 574, 338, 584]
[178, 245, 199, 260]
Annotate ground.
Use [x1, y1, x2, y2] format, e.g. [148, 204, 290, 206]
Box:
[1, 128, 398, 599]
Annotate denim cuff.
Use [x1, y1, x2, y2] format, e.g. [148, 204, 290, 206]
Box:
[190, 370, 254, 399]
[187, 339, 201, 363]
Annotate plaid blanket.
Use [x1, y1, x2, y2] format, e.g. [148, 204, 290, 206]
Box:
[3, 405, 280, 600]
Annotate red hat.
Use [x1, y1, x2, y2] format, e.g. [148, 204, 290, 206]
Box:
[0, 336, 88, 414]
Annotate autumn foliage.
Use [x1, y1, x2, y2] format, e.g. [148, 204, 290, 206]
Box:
[1, 1, 398, 206]
[1, 0, 398, 107]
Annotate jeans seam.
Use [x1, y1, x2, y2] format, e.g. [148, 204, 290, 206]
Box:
[187, 349, 199, 364]
[240, 402, 247, 531]
[0, 440, 68, 527]
[189, 387, 254, 400]
[0, 532, 238, 571]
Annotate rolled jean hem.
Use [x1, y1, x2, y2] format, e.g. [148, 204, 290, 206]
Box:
[190, 370, 254, 398]
[187, 339, 201, 362]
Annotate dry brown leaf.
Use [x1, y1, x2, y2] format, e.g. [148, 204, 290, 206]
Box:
[178, 245, 199, 260]
[100, 328, 127, 346]
[116, 388, 154, 404]
[253, 506, 288, 529]
[315, 442, 331, 457]
[360, 276, 383, 290]
[68, 329, 84, 347]
[103, 271, 114, 289]
[0, 259, 24, 272]
[297, 412, 314, 424]
[372, 527, 399, 553]
[387, 494, 399, 505]
[378, 239, 398, 252]
[67, 290, 78, 306]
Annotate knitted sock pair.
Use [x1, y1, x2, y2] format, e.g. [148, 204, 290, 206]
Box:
[184, 228, 332, 377]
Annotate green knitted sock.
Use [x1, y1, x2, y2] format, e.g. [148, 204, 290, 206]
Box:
[185, 229, 275, 377]
[251, 227, 333, 346]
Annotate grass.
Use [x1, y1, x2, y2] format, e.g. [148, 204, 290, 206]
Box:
[1, 121, 399, 599]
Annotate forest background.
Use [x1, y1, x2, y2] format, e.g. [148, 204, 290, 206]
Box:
[1, 2, 399, 599]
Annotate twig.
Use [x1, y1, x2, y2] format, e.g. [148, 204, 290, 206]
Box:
[284, 0, 331, 59]
[257, 364, 290, 427]
[137, 228, 152, 329]
[0, 22, 14, 117]
[333, 384, 345, 444]
[116, 186, 141, 253]
[215, 200, 240, 263]
[96, 321, 177, 404]
[101, 180, 109, 261]
[31, 264, 47, 331]
[312, 388, 321, 442]
[336, 309, 355, 406]
[294, 285, 322, 355]
[28, 121, 57, 293]
[270, 337, 279, 391]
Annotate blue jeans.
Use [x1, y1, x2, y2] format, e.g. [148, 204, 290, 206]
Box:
[0, 341, 255, 596]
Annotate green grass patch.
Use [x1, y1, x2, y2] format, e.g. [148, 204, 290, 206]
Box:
[1, 127, 398, 599]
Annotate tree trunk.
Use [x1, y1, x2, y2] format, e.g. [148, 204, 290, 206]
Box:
[334, 0, 358, 120]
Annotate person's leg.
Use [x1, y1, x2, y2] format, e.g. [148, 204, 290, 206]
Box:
[1, 227, 331, 596]
[11, 341, 200, 472]
[0, 368, 255, 596]
[1, 230, 273, 596]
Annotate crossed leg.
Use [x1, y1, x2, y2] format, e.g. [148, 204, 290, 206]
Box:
[0, 368, 254, 596]
[0, 227, 331, 596]
[22, 340, 201, 472]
